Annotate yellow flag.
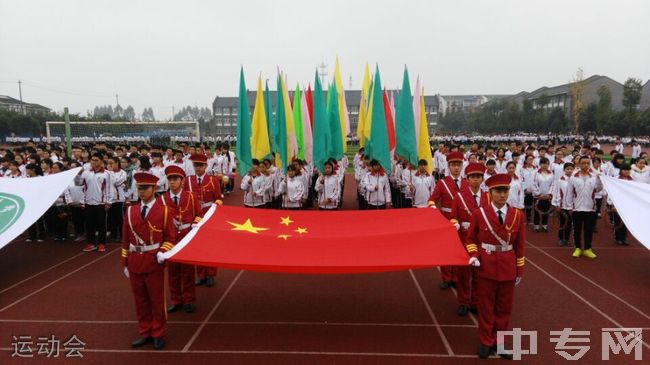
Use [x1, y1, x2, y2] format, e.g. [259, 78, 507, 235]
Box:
[356, 63, 371, 147]
[280, 73, 297, 164]
[334, 57, 349, 152]
[418, 88, 433, 173]
[251, 76, 271, 160]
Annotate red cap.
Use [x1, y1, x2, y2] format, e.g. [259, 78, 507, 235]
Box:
[485, 173, 511, 190]
[446, 152, 464, 163]
[134, 172, 159, 186]
[189, 153, 208, 164]
[164, 165, 185, 178]
[465, 162, 486, 177]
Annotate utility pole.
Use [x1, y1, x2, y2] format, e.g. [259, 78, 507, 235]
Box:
[318, 60, 328, 85]
[18, 80, 24, 114]
[64, 107, 72, 157]
[115, 93, 120, 106]
[172, 106, 175, 121]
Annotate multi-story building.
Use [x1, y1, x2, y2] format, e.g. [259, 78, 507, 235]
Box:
[0, 95, 51, 115]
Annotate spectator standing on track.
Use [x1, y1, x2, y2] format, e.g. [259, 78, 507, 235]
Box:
[361, 159, 392, 210]
[565, 156, 602, 259]
[552, 163, 575, 246]
[532, 157, 553, 232]
[75, 153, 111, 252]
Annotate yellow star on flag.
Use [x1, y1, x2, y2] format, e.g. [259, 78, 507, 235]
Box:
[227, 219, 269, 234]
[280, 216, 294, 226]
[277, 234, 292, 240]
[295, 227, 308, 234]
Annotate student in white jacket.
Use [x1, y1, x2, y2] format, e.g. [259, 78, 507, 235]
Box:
[361, 159, 391, 209]
[240, 160, 267, 208]
[532, 157, 554, 232]
[631, 157, 649, 183]
[278, 165, 305, 209]
[315, 161, 341, 210]
[505, 161, 525, 210]
[410, 159, 434, 208]
[106, 157, 127, 243]
[551, 162, 575, 246]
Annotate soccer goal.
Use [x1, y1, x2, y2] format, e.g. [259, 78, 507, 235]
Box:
[45, 121, 200, 145]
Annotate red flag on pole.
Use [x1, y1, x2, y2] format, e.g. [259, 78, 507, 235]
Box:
[166, 206, 468, 274]
[383, 89, 396, 151]
[306, 84, 314, 128]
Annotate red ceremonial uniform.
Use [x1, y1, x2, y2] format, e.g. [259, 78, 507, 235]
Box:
[465, 203, 525, 348]
[160, 190, 202, 306]
[429, 175, 468, 283]
[121, 199, 176, 339]
[183, 174, 222, 279]
[451, 187, 489, 308]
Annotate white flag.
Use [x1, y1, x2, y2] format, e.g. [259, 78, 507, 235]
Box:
[0, 167, 81, 250]
[601, 175, 650, 250]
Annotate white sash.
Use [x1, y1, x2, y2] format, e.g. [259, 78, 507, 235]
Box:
[479, 207, 510, 247]
[127, 206, 146, 245]
[441, 179, 455, 200]
[457, 191, 472, 216]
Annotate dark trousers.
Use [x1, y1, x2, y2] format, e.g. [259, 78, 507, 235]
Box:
[107, 202, 124, 241]
[28, 217, 46, 241]
[572, 211, 596, 250]
[85, 204, 107, 245]
[524, 193, 534, 222]
[534, 199, 551, 225]
[357, 192, 367, 210]
[43, 206, 58, 238]
[401, 196, 413, 208]
[558, 209, 572, 241]
[70, 206, 85, 236]
[366, 204, 386, 210]
[595, 198, 603, 216]
[53, 207, 68, 240]
[613, 212, 628, 242]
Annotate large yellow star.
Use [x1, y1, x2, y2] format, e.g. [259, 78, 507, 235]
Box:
[295, 227, 308, 234]
[280, 216, 294, 226]
[227, 219, 269, 234]
[277, 234, 292, 240]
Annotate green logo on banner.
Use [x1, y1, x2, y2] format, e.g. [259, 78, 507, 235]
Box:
[0, 193, 25, 235]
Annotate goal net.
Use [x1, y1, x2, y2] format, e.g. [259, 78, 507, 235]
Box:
[45, 121, 200, 145]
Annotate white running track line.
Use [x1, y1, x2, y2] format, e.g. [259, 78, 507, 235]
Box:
[435, 266, 479, 327]
[408, 269, 454, 356]
[0, 318, 478, 328]
[0, 248, 119, 312]
[527, 240, 650, 321]
[526, 256, 650, 351]
[0, 347, 480, 358]
[0, 251, 87, 294]
[182, 270, 244, 352]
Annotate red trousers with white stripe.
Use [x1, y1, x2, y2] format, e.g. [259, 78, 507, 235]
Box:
[456, 266, 478, 307]
[129, 268, 166, 338]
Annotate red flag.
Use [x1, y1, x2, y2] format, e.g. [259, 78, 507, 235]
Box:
[306, 84, 314, 128]
[383, 89, 396, 151]
[167, 206, 468, 274]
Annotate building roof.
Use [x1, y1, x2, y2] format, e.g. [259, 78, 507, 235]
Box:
[0, 95, 50, 111]
[525, 75, 623, 99]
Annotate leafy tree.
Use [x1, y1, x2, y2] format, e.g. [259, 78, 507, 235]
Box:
[623, 77, 643, 112]
[595, 85, 612, 133]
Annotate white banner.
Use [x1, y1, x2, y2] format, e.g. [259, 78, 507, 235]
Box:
[600, 175, 650, 250]
[0, 167, 81, 250]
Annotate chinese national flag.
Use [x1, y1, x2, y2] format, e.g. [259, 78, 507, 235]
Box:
[166, 206, 468, 274]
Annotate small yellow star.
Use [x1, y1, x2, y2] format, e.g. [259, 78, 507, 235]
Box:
[295, 227, 308, 234]
[227, 219, 269, 234]
[280, 216, 294, 226]
[277, 234, 292, 240]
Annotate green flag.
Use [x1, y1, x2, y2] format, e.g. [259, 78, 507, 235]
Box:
[366, 65, 392, 174]
[293, 84, 305, 160]
[312, 71, 330, 173]
[395, 67, 418, 166]
[236, 67, 252, 174]
[275, 73, 288, 171]
[327, 81, 344, 160]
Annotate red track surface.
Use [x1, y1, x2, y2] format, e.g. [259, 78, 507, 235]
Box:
[1, 174, 649, 364]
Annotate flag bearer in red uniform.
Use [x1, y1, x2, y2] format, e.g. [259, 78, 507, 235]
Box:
[161, 165, 202, 313]
[450, 162, 488, 316]
[428, 151, 468, 289]
[465, 174, 525, 359]
[184, 153, 223, 287]
[121, 172, 176, 350]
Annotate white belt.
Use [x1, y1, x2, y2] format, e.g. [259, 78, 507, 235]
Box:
[201, 202, 213, 208]
[129, 243, 160, 253]
[481, 242, 513, 254]
[441, 207, 452, 213]
[176, 222, 192, 230]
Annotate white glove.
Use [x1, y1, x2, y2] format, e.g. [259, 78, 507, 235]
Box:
[156, 251, 166, 264]
[123, 267, 130, 278]
[515, 277, 522, 286]
[453, 223, 460, 231]
[461, 222, 471, 230]
[428, 203, 437, 209]
[469, 257, 481, 267]
[191, 223, 198, 229]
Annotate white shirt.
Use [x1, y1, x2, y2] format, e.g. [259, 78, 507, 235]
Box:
[278, 176, 305, 208]
[315, 174, 341, 209]
[75, 169, 111, 205]
[140, 199, 156, 219]
[565, 171, 603, 212]
[361, 172, 391, 206]
[411, 172, 434, 208]
[491, 203, 508, 223]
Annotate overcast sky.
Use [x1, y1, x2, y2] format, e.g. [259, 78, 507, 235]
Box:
[1, 0, 648, 119]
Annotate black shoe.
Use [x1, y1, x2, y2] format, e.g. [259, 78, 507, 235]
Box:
[152, 337, 165, 350]
[167, 303, 183, 313]
[205, 277, 215, 287]
[183, 303, 196, 313]
[457, 305, 469, 316]
[478, 345, 492, 359]
[131, 337, 152, 348]
[616, 240, 624, 246]
[622, 240, 629, 245]
[195, 278, 206, 286]
[449, 281, 457, 288]
[439, 281, 451, 290]
[492, 345, 513, 360]
[469, 306, 479, 315]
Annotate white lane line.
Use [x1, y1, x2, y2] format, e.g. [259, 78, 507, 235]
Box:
[527, 240, 650, 322]
[435, 266, 479, 327]
[0, 248, 120, 312]
[0, 252, 87, 294]
[409, 269, 454, 356]
[182, 270, 243, 352]
[526, 256, 650, 351]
